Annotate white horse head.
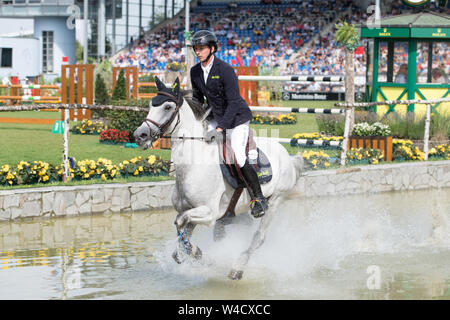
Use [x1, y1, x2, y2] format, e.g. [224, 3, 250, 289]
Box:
[134, 77, 304, 280]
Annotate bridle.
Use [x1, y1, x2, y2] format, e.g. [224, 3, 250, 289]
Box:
[143, 91, 183, 140]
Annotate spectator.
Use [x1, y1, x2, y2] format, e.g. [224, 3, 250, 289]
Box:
[395, 64, 408, 84]
[431, 68, 447, 84]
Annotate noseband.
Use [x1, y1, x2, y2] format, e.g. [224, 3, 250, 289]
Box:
[144, 91, 183, 139]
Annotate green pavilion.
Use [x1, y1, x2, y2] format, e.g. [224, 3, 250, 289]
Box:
[360, 11, 449, 116]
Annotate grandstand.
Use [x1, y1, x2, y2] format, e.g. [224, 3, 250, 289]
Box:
[111, 0, 449, 92]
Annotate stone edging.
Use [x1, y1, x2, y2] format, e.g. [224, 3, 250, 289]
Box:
[0, 161, 449, 221]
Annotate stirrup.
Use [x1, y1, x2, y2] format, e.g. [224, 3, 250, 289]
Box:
[249, 198, 268, 218]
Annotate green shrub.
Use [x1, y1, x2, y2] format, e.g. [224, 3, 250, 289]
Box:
[111, 69, 127, 101]
[95, 73, 110, 105]
[431, 112, 450, 140]
[93, 73, 110, 119]
[385, 113, 425, 140]
[103, 99, 150, 140]
[315, 114, 345, 136]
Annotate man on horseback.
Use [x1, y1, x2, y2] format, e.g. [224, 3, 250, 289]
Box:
[190, 29, 268, 218]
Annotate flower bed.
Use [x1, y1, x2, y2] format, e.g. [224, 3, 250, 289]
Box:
[392, 139, 425, 161]
[346, 148, 384, 165]
[99, 129, 130, 144]
[119, 155, 170, 177]
[300, 150, 332, 170]
[428, 144, 450, 160]
[71, 120, 107, 135]
[292, 132, 343, 142]
[252, 113, 297, 125]
[0, 155, 170, 186]
[352, 122, 391, 137]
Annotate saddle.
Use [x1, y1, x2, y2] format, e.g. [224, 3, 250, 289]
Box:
[216, 129, 272, 221]
[219, 129, 273, 190]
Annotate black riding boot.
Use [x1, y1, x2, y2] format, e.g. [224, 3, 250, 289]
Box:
[240, 160, 268, 218]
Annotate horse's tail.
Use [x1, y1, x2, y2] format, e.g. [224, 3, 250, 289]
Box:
[291, 153, 304, 180]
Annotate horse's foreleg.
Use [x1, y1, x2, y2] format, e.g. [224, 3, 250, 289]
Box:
[173, 222, 202, 264]
[228, 197, 280, 280]
[173, 206, 215, 264]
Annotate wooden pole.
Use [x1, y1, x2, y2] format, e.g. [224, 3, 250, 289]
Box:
[340, 106, 352, 167]
[62, 109, 70, 182]
[423, 103, 431, 161]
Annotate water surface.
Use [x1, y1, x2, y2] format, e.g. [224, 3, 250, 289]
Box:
[0, 188, 449, 300]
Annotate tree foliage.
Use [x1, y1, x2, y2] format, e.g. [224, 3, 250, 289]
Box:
[335, 21, 360, 52]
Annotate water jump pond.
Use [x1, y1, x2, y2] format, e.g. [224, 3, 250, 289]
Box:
[0, 188, 448, 300]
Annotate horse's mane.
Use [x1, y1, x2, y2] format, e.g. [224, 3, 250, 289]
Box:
[181, 89, 209, 121]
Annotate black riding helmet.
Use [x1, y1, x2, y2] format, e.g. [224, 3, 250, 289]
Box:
[191, 30, 218, 62]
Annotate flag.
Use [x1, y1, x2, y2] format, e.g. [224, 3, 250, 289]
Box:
[354, 46, 364, 55]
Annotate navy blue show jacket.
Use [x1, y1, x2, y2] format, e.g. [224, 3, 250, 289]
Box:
[190, 57, 253, 130]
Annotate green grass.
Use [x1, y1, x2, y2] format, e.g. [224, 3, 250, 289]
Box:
[0, 122, 171, 165]
[0, 111, 61, 119]
[0, 99, 341, 168]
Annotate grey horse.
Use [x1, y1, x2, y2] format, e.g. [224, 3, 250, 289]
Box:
[133, 77, 303, 280]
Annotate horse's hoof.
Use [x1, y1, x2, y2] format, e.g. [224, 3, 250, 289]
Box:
[172, 250, 185, 264]
[192, 245, 202, 260]
[228, 269, 244, 280]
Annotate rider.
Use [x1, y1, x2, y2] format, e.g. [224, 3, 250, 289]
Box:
[190, 29, 268, 218]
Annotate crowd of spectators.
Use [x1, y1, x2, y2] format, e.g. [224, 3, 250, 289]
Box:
[113, 0, 449, 92]
[114, 0, 353, 74]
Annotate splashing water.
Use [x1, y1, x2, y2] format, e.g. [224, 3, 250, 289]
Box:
[0, 188, 448, 299]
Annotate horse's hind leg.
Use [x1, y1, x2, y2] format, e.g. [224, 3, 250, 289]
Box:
[228, 196, 280, 280]
[214, 188, 243, 242]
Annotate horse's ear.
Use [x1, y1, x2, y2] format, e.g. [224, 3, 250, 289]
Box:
[171, 77, 180, 97]
[155, 76, 166, 91]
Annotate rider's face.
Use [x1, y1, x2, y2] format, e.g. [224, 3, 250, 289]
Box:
[194, 45, 213, 63]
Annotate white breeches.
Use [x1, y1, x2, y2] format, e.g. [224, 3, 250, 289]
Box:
[206, 120, 250, 168]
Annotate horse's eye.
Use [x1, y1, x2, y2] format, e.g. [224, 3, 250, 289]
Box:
[164, 105, 172, 111]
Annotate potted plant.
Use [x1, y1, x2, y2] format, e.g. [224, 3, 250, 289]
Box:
[348, 122, 393, 161]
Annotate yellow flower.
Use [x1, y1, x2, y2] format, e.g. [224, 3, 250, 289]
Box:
[80, 166, 86, 173]
[133, 170, 139, 176]
[101, 174, 107, 181]
[42, 175, 49, 182]
[148, 155, 156, 165]
[2, 165, 10, 172]
[138, 166, 143, 172]
[6, 172, 14, 180]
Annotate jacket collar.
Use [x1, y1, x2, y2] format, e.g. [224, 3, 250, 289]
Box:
[201, 56, 219, 86]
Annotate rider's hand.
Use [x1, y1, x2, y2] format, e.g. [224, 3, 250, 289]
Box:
[216, 127, 223, 132]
